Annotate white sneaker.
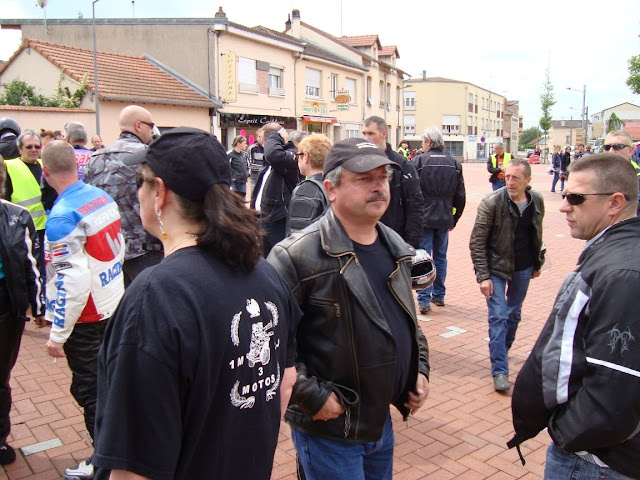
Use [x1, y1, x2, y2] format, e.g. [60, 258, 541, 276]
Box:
[64, 459, 94, 480]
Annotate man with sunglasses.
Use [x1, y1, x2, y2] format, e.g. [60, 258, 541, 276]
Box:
[470, 158, 545, 392]
[603, 131, 640, 215]
[509, 153, 640, 480]
[85, 105, 162, 286]
[3, 129, 57, 280]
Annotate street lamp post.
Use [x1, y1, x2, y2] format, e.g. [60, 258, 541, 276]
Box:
[92, 0, 101, 136]
[566, 85, 586, 141]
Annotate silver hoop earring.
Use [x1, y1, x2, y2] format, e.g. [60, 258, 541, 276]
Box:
[155, 208, 168, 240]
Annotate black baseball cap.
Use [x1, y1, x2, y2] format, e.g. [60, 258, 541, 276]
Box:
[323, 138, 399, 178]
[129, 127, 231, 201]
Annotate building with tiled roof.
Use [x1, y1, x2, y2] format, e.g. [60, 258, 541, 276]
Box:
[1, 7, 410, 146]
[0, 39, 218, 142]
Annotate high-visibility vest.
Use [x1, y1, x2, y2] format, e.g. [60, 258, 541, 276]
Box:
[490, 152, 512, 169]
[5, 159, 47, 230]
[489, 153, 512, 179]
[631, 159, 640, 177]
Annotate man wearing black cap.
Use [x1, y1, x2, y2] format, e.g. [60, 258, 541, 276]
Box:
[268, 138, 430, 479]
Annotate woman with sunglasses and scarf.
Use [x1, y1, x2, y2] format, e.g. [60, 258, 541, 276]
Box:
[92, 128, 301, 480]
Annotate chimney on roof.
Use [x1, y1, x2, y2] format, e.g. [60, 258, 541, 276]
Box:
[213, 6, 229, 25]
[285, 14, 291, 31]
[291, 9, 301, 39]
[422, 70, 426, 80]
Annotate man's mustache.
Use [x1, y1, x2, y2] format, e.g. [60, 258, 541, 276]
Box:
[366, 192, 388, 203]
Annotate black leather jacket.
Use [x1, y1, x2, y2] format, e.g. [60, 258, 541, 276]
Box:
[250, 132, 301, 222]
[0, 200, 45, 320]
[379, 143, 425, 248]
[469, 188, 545, 282]
[267, 209, 430, 442]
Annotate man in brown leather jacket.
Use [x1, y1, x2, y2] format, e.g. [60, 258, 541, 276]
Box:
[268, 138, 430, 480]
[469, 158, 545, 392]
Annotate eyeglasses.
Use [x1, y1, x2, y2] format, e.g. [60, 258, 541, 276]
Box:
[24, 145, 41, 150]
[139, 120, 155, 129]
[295, 152, 306, 158]
[135, 171, 155, 189]
[603, 143, 630, 152]
[562, 192, 617, 205]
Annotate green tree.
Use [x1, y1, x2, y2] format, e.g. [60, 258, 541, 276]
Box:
[606, 112, 625, 133]
[519, 126, 542, 149]
[0, 74, 87, 108]
[626, 54, 640, 95]
[539, 66, 555, 155]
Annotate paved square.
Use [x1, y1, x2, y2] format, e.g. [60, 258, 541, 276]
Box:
[2, 162, 583, 479]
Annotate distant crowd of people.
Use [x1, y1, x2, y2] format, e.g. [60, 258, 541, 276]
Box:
[0, 110, 638, 480]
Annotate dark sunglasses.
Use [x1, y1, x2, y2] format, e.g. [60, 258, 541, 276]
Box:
[24, 145, 41, 150]
[603, 143, 630, 152]
[135, 171, 154, 189]
[139, 120, 155, 129]
[562, 192, 618, 205]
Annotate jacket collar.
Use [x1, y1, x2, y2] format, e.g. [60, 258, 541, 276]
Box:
[319, 208, 415, 260]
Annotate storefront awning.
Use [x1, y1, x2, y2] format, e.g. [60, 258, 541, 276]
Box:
[301, 115, 337, 123]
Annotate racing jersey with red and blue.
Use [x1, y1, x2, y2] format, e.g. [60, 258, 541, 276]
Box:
[45, 181, 125, 343]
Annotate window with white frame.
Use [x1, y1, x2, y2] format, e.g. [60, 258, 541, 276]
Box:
[346, 124, 360, 138]
[441, 115, 460, 134]
[330, 74, 338, 101]
[404, 92, 416, 110]
[345, 78, 356, 104]
[306, 68, 321, 98]
[269, 67, 284, 96]
[403, 114, 416, 135]
[238, 57, 258, 93]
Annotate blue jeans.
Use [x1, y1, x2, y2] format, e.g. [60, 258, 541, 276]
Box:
[486, 267, 533, 376]
[291, 414, 394, 480]
[544, 442, 635, 479]
[492, 179, 506, 190]
[417, 228, 449, 306]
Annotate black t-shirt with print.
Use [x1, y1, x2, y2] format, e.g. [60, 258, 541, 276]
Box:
[93, 247, 302, 480]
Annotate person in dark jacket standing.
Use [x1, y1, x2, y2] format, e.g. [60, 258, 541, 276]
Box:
[0, 154, 45, 465]
[0, 118, 20, 161]
[268, 138, 430, 480]
[508, 154, 640, 480]
[362, 116, 425, 248]
[551, 145, 562, 193]
[228, 135, 249, 198]
[251, 123, 301, 257]
[469, 158, 545, 392]
[559, 145, 572, 192]
[413, 127, 466, 314]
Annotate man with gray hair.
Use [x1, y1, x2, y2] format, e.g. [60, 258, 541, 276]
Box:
[64, 121, 93, 181]
[487, 143, 511, 191]
[362, 116, 424, 248]
[413, 127, 466, 313]
[268, 137, 429, 479]
[470, 158, 545, 392]
[288, 129, 308, 148]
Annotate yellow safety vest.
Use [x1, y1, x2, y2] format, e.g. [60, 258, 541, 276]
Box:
[5, 159, 47, 230]
[631, 159, 640, 176]
[490, 152, 512, 169]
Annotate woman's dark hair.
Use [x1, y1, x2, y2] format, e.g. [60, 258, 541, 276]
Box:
[176, 183, 263, 273]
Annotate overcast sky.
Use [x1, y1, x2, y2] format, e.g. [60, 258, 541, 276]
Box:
[1, 0, 638, 129]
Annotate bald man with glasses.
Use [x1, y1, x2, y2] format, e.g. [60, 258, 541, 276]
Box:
[85, 105, 162, 286]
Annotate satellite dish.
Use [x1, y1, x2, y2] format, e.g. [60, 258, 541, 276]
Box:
[37, 0, 48, 7]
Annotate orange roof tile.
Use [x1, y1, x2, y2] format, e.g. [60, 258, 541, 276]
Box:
[379, 45, 399, 58]
[339, 35, 381, 49]
[19, 39, 216, 108]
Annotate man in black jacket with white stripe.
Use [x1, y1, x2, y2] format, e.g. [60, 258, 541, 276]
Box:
[509, 153, 640, 480]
